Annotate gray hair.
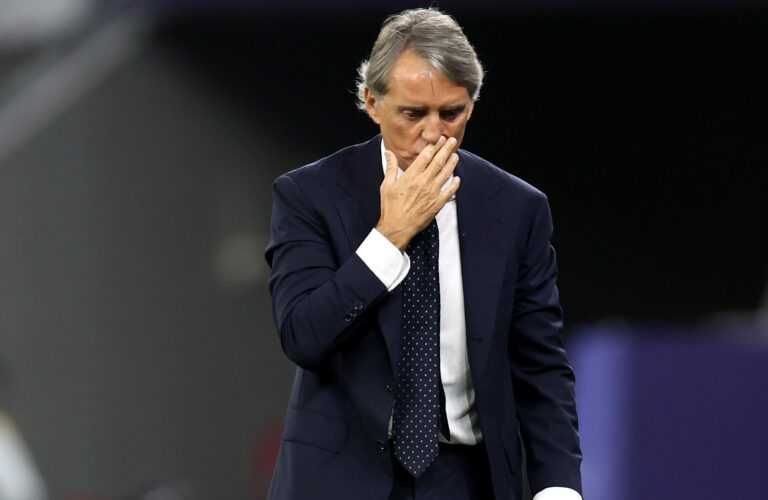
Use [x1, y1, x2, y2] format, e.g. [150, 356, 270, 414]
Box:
[355, 8, 484, 111]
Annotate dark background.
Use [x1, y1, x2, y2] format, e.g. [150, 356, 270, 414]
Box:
[0, 1, 766, 498]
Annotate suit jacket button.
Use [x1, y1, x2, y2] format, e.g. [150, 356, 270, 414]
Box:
[353, 300, 364, 311]
[376, 440, 387, 451]
[385, 384, 393, 392]
[344, 313, 353, 322]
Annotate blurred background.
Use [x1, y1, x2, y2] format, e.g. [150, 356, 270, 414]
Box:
[0, 0, 766, 499]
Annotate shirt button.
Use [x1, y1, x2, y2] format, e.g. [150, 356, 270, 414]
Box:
[376, 440, 387, 451]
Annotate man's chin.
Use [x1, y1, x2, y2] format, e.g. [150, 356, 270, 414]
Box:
[400, 152, 421, 168]
[399, 157, 416, 170]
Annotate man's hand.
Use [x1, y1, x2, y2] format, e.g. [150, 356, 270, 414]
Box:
[376, 136, 461, 252]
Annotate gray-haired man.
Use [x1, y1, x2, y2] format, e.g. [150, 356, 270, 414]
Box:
[266, 8, 582, 499]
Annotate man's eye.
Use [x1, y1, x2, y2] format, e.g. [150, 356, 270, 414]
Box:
[441, 111, 459, 121]
[404, 111, 423, 120]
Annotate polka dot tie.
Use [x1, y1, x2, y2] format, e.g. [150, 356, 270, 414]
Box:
[393, 219, 444, 477]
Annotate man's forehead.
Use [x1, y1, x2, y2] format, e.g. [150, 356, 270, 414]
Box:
[386, 71, 470, 107]
[388, 51, 467, 89]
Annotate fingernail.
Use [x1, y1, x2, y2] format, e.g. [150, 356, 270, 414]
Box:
[437, 136, 446, 144]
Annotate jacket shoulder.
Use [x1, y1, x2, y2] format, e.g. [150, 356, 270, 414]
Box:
[458, 148, 549, 204]
[276, 137, 377, 187]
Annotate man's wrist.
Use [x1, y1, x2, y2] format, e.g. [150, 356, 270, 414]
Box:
[355, 228, 410, 292]
[375, 222, 411, 252]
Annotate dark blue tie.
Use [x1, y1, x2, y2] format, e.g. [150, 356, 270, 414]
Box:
[392, 219, 446, 477]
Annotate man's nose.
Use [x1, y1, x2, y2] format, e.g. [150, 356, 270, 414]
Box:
[420, 113, 443, 144]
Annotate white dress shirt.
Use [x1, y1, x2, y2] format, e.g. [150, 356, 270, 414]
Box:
[355, 138, 581, 500]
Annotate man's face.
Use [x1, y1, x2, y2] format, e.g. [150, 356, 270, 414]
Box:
[365, 49, 474, 170]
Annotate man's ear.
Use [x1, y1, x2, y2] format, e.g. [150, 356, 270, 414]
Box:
[365, 88, 382, 125]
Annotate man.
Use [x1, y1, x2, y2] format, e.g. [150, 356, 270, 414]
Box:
[265, 8, 581, 500]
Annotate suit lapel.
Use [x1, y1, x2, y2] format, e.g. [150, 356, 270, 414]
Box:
[334, 136, 382, 252]
[334, 136, 402, 376]
[454, 155, 507, 387]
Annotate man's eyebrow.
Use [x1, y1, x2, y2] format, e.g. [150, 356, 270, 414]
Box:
[440, 104, 467, 112]
[396, 104, 468, 112]
[397, 106, 427, 113]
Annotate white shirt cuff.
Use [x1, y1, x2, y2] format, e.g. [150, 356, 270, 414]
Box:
[355, 228, 410, 292]
[532, 487, 582, 500]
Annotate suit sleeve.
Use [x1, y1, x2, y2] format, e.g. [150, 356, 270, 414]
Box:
[265, 174, 389, 370]
[509, 194, 582, 495]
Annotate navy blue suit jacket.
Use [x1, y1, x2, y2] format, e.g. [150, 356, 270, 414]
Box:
[265, 135, 581, 499]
